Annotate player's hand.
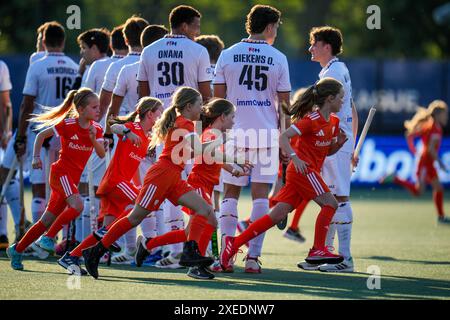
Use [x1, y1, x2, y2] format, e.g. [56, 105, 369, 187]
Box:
[280, 149, 290, 165]
[292, 156, 309, 175]
[352, 153, 360, 168]
[14, 136, 27, 157]
[237, 160, 253, 173]
[1, 131, 11, 149]
[32, 156, 42, 169]
[125, 131, 142, 147]
[337, 129, 348, 147]
[88, 125, 97, 141]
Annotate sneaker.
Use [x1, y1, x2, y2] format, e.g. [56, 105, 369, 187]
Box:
[283, 228, 306, 243]
[155, 253, 184, 269]
[237, 219, 250, 233]
[93, 227, 121, 252]
[0, 234, 9, 250]
[30, 242, 50, 259]
[219, 235, 238, 271]
[99, 252, 110, 264]
[111, 249, 135, 265]
[319, 258, 354, 273]
[187, 266, 215, 280]
[179, 240, 214, 268]
[132, 248, 163, 267]
[276, 217, 288, 230]
[82, 242, 108, 279]
[297, 261, 321, 271]
[57, 252, 87, 276]
[438, 216, 450, 225]
[244, 255, 262, 274]
[210, 260, 223, 272]
[35, 235, 55, 254]
[305, 247, 344, 265]
[6, 244, 23, 270]
[135, 235, 151, 267]
[379, 173, 396, 184]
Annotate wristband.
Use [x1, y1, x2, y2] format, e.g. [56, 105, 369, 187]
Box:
[123, 128, 131, 135]
[103, 133, 113, 139]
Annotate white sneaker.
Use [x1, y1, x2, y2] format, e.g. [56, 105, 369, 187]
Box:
[29, 242, 50, 260]
[111, 249, 136, 265]
[318, 258, 354, 273]
[155, 253, 184, 269]
[297, 261, 321, 271]
[244, 255, 262, 274]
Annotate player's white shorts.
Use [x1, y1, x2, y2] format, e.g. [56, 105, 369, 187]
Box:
[322, 150, 352, 197]
[213, 171, 224, 193]
[80, 152, 106, 186]
[222, 147, 279, 187]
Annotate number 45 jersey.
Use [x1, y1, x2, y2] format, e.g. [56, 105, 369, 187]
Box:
[213, 39, 291, 148]
[137, 34, 212, 108]
[22, 52, 79, 113]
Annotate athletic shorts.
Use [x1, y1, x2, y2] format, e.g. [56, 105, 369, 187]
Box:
[213, 170, 224, 193]
[322, 150, 352, 197]
[222, 147, 279, 186]
[136, 160, 193, 212]
[46, 169, 79, 215]
[182, 176, 214, 216]
[417, 159, 438, 184]
[272, 164, 330, 208]
[98, 181, 139, 219]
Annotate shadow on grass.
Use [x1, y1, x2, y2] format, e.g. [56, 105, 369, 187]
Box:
[361, 256, 450, 266]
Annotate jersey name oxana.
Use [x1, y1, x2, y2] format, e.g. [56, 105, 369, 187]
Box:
[22, 52, 79, 113]
[214, 39, 291, 148]
[319, 57, 354, 152]
[137, 34, 212, 108]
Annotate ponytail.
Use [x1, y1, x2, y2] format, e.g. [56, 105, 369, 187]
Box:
[405, 100, 448, 135]
[200, 98, 235, 129]
[108, 97, 163, 126]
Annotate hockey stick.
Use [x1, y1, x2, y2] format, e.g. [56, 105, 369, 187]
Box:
[210, 191, 219, 258]
[87, 158, 97, 233]
[44, 149, 50, 201]
[352, 107, 377, 171]
[0, 157, 18, 205]
[277, 108, 288, 230]
[17, 157, 28, 241]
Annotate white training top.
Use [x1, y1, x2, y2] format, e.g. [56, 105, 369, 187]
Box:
[137, 34, 212, 108]
[85, 55, 124, 94]
[113, 61, 139, 116]
[81, 64, 90, 87]
[22, 52, 79, 113]
[214, 39, 291, 148]
[319, 57, 354, 152]
[102, 52, 141, 93]
[0, 60, 12, 92]
[29, 51, 46, 65]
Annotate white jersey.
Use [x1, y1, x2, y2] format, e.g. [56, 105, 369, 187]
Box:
[137, 34, 212, 108]
[81, 64, 90, 87]
[319, 57, 354, 152]
[85, 55, 124, 94]
[0, 60, 12, 92]
[113, 61, 139, 116]
[102, 52, 141, 92]
[29, 51, 46, 65]
[214, 39, 291, 148]
[22, 52, 79, 113]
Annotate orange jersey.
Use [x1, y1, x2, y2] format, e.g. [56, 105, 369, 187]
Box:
[291, 111, 340, 172]
[158, 115, 196, 171]
[52, 118, 103, 182]
[188, 128, 223, 191]
[419, 120, 442, 165]
[97, 122, 150, 194]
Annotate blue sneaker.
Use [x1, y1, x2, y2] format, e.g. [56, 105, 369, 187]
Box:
[57, 252, 87, 276]
[6, 244, 24, 270]
[36, 235, 55, 254]
[93, 227, 121, 252]
[131, 248, 163, 267]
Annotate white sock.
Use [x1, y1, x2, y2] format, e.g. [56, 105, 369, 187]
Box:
[0, 202, 8, 236]
[125, 227, 137, 253]
[219, 198, 238, 237]
[75, 214, 83, 242]
[165, 202, 184, 255]
[248, 198, 269, 258]
[155, 205, 166, 236]
[332, 201, 353, 260]
[325, 223, 337, 250]
[31, 197, 46, 223]
[4, 179, 21, 232]
[81, 196, 91, 239]
[141, 214, 157, 239]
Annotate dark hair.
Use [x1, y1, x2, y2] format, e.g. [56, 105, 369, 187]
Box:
[111, 25, 127, 51]
[200, 98, 235, 129]
[77, 28, 110, 54]
[141, 25, 169, 47]
[43, 21, 65, 48]
[109, 97, 163, 126]
[245, 5, 281, 35]
[123, 16, 149, 47]
[283, 78, 343, 121]
[309, 26, 343, 56]
[169, 5, 201, 30]
[195, 35, 225, 63]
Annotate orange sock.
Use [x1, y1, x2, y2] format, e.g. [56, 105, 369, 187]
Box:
[187, 215, 207, 244]
[198, 223, 215, 256]
[394, 177, 419, 196]
[434, 190, 445, 218]
[234, 215, 274, 249]
[290, 200, 308, 231]
[145, 230, 187, 251]
[16, 221, 47, 253]
[70, 234, 98, 257]
[313, 205, 336, 249]
[101, 217, 133, 248]
[46, 207, 79, 238]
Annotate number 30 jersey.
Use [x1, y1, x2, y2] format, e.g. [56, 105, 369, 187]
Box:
[137, 34, 212, 108]
[22, 52, 79, 113]
[213, 39, 291, 148]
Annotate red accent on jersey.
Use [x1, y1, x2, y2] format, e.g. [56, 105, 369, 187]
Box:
[158, 116, 195, 170]
[97, 122, 150, 194]
[291, 111, 340, 172]
[52, 118, 103, 182]
[419, 120, 442, 166]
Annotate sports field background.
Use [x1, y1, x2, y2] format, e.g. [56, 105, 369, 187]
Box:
[1, 188, 449, 300]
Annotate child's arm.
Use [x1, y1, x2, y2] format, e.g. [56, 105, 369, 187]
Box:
[280, 127, 309, 175]
[89, 125, 106, 158]
[328, 129, 348, 156]
[32, 127, 54, 169]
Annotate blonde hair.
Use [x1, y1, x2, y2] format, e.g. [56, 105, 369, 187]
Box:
[404, 100, 448, 135]
[150, 87, 201, 148]
[30, 87, 97, 130]
[108, 97, 163, 126]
